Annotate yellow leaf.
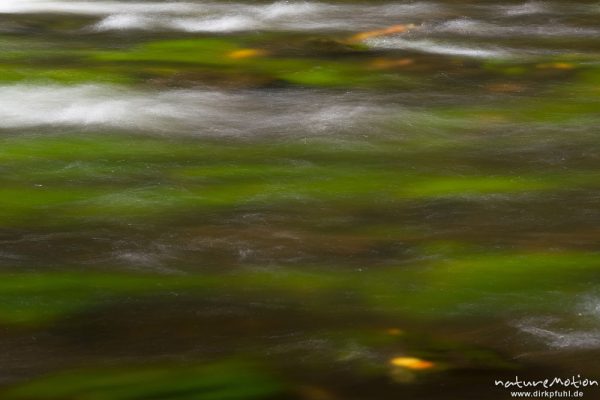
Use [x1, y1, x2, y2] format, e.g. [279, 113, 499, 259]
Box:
[536, 62, 575, 70]
[385, 328, 404, 335]
[348, 24, 415, 43]
[227, 49, 268, 59]
[370, 58, 414, 70]
[390, 357, 435, 370]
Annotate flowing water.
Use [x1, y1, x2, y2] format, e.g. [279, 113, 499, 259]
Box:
[0, 0, 600, 399]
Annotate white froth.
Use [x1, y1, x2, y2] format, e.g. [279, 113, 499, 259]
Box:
[499, 1, 550, 16]
[0, 0, 444, 32]
[517, 320, 600, 349]
[516, 296, 600, 349]
[532, 330, 600, 349]
[0, 0, 199, 15]
[0, 84, 388, 135]
[431, 18, 600, 38]
[366, 37, 508, 58]
[95, 14, 259, 32]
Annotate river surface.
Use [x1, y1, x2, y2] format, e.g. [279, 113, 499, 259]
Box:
[0, 1, 600, 399]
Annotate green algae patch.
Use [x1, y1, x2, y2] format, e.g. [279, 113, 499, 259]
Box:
[91, 37, 412, 88]
[400, 176, 552, 198]
[2, 360, 283, 400]
[94, 38, 239, 65]
[1, 251, 599, 325]
[0, 273, 217, 325]
[1, 134, 598, 228]
[366, 252, 600, 318]
[0, 66, 132, 84]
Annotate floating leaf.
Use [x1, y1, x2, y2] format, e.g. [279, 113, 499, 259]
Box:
[228, 49, 269, 59]
[537, 62, 576, 70]
[369, 58, 415, 70]
[385, 328, 403, 336]
[348, 24, 415, 43]
[389, 357, 435, 370]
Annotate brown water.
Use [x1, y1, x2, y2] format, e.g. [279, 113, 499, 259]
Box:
[0, 1, 600, 399]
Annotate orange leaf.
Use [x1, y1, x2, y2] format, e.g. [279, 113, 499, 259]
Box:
[349, 24, 415, 42]
[390, 357, 435, 370]
[536, 62, 575, 70]
[227, 49, 268, 59]
[370, 58, 414, 70]
[385, 327, 404, 335]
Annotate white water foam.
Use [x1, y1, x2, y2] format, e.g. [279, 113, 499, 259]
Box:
[0, 0, 199, 15]
[516, 295, 600, 349]
[94, 13, 261, 32]
[497, 1, 550, 16]
[93, 2, 443, 32]
[0, 0, 444, 32]
[366, 37, 509, 58]
[430, 18, 600, 39]
[0, 84, 391, 135]
[516, 319, 600, 349]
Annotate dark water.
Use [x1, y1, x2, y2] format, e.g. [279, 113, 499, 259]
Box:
[1, 1, 600, 399]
